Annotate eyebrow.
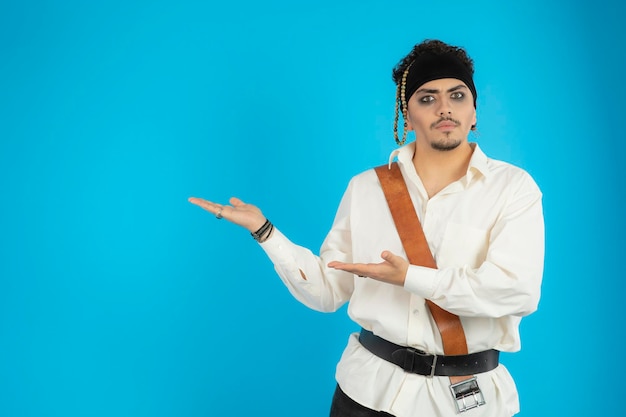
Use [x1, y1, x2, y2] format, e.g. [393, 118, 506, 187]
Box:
[415, 84, 467, 94]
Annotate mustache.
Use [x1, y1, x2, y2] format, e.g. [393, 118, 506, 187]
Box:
[431, 116, 461, 129]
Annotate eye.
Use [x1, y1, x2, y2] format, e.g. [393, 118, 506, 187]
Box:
[419, 95, 435, 104]
[451, 91, 465, 100]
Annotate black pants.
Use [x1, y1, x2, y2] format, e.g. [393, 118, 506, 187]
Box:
[329, 385, 395, 417]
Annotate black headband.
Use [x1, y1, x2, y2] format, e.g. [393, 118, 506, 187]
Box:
[404, 52, 477, 108]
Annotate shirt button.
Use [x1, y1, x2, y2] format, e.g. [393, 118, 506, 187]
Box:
[413, 309, 419, 315]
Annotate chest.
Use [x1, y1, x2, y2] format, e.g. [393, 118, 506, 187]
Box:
[349, 181, 505, 268]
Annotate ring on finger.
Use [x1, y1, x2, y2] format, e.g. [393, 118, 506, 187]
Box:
[215, 208, 223, 219]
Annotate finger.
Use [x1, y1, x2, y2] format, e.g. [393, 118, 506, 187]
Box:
[381, 251, 410, 273]
[230, 197, 246, 207]
[327, 261, 356, 269]
[328, 261, 373, 277]
[188, 196, 207, 205]
[381, 251, 409, 285]
[188, 197, 227, 217]
[381, 251, 400, 264]
[189, 197, 216, 211]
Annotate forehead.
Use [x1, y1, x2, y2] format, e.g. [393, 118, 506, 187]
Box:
[418, 78, 469, 91]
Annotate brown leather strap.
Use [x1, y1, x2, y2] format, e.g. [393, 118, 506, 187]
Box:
[375, 163, 470, 382]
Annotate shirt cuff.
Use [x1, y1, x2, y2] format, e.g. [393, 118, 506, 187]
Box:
[258, 227, 296, 266]
[403, 264, 437, 298]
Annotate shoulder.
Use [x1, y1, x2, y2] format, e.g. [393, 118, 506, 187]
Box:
[337, 166, 389, 204]
[347, 166, 383, 188]
[484, 156, 542, 197]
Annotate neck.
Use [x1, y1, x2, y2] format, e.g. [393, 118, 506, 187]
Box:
[412, 140, 474, 198]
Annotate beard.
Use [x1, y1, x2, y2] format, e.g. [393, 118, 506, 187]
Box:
[428, 116, 465, 151]
[430, 135, 462, 151]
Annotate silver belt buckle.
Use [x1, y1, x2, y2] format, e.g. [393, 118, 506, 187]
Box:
[449, 377, 485, 413]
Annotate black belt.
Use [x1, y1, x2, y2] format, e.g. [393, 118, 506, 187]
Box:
[358, 329, 499, 377]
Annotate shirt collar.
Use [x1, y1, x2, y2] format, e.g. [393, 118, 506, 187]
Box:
[466, 143, 491, 180]
[388, 141, 492, 181]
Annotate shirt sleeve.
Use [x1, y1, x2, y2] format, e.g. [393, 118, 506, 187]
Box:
[258, 181, 356, 313]
[404, 172, 545, 318]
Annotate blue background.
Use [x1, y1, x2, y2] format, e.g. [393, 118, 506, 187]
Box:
[1, 1, 624, 416]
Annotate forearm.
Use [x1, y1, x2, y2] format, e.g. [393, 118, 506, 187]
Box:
[404, 260, 543, 318]
[405, 188, 545, 318]
[260, 228, 353, 312]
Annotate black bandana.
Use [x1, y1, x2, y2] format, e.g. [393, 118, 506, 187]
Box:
[404, 52, 477, 108]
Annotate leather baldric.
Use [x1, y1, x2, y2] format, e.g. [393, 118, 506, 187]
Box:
[374, 162, 472, 386]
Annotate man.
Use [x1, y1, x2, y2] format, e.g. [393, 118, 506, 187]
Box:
[189, 39, 544, 416]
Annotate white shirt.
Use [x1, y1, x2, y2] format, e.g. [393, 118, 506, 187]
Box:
[260, 142, 544, 417]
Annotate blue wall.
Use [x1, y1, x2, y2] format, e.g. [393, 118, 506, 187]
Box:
[1, 1, 624, 416]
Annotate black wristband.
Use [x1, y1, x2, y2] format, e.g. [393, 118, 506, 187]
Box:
[251, 219, 272, 242]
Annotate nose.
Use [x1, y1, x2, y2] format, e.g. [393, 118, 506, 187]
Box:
[437, 98, 452, 116]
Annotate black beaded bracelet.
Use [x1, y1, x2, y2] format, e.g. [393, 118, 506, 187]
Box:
[251, 219, 273, 243]
[252, 219, 270, 238]
[259, 223, 274, 243]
